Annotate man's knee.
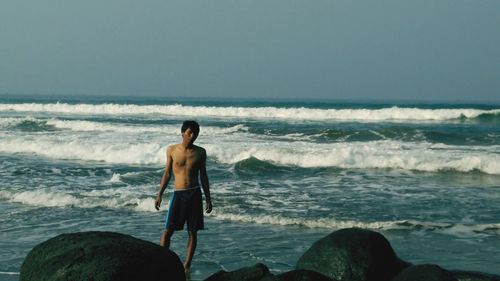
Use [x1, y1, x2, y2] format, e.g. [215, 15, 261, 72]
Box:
[161, 229, 174, 241]
[163, 229, 174, 236]
[160, 229, 174, 247]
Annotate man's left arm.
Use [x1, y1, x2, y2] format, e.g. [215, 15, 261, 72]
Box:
[199, 148, 212, 213]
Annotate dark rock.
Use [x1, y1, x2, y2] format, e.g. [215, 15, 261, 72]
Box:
[296, 228, 410, 281]
[277, 269, 337, 281]
[452, 270, 500, 281]
[261, 275, 281, 281]
[20, 231, 185, 281]
[205, 263, 277, 281]
[391, 264, 457, 281]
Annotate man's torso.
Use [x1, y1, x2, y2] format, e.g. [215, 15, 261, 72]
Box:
[170, 144, 204, 190]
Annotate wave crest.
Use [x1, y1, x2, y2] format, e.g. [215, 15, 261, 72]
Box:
[208, 211, 500, 237]
[207, 141, 500, 174]
[1, 103, 499, 122]
[1, 136, 498, 174]
[0, 189, 157, 212]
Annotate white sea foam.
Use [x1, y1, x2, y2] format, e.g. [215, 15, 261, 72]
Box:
[48, 119, 172, 133]
[0, 189, 158, 212]
[0, 135, 166, 164]
[1, 133, 499, 173]
[205, 141, 500, 174]
[0, 190, 80, 208]
[2, 188, 498, 236]
[0, 116, 248, 135]
[1, 103, 498, 122]
[0, 116, 38, 127]
[208, 212, 397, 229]
[0, 272, 19, 276]
[51, 168, 62, 174]
[106, 173, 123, 183]
[135, 198, 159, 212]
[207, 211, 500, 236]
[2, 187, 497, 236]
[47, 119, 248, 135]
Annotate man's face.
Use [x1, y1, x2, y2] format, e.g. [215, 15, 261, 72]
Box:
[182, 128, 195, 143]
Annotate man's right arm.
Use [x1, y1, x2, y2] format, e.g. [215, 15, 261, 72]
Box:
[155, 146, 174, 210]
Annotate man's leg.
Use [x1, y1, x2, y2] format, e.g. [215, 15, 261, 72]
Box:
[184, 231, 197, 272]
[160, 229, 174, 248]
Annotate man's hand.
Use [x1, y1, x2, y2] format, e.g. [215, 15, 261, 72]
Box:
[205, 200, 213, 213]
[155, 195, 162, 210]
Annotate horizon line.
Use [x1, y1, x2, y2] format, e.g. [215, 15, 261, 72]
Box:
[1, 92, 499, 106]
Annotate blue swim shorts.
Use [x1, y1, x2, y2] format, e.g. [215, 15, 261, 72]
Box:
[165, 187, 204, 232]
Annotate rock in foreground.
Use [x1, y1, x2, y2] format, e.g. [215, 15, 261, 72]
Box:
[277, 269, 336, 281]
[20, 231, 185, 281]
[452, 270, 500, 281]
[392, 264, 458, 281]
[205, 263, 277, 281]
[296, 228, 410, 281]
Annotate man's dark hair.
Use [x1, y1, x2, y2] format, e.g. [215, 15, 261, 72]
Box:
[181, 120, 200, 141]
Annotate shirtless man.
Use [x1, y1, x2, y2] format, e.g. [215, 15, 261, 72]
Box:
[155, 120, 212, 272]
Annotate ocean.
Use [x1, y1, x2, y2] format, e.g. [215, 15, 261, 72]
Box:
[0, 95, 499, 280]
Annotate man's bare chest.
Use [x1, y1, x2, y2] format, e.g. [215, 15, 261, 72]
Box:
[172, 151, 200, 168]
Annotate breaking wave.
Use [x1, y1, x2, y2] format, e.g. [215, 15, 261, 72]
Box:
[1, 136, 499, 174]
[208, 212, 500, 237]
[0, 189, 157, 212]
[2, 188, 497, 237]
[0, 116, 248, 134]
[206, 141, 500, 174]
[1, 103, 499, 122]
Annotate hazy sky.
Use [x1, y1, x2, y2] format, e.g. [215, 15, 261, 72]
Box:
[1, 0, 499, 102]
